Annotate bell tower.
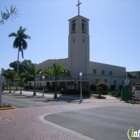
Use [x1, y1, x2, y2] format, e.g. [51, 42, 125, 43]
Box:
[68, 0, 90, 77]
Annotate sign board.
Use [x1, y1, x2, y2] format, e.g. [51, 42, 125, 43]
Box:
[135, 86, 140, 98]
[135, 90, 140, 98]
[124, 79, 129, 85]
[67, 84, 75, 90]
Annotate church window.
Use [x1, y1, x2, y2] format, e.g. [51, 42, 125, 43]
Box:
[71, 20, 76, 33]
[81, 19, 86, 33]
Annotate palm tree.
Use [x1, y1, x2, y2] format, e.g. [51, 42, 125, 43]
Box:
[51, 63, 71, 98]
[9, 26, 31, 75]
[0, 5, 19, 25]
[28, 64, 41, 96]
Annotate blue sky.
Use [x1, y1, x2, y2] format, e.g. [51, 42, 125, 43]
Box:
[0, 0, 140, 72]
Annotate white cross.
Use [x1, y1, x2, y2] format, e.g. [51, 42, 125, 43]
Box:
[76, 0, 82, 15]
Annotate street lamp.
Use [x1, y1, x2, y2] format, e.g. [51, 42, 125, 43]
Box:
[0, 68, 4, 106]
[42, 76, 45, 97]
[79, 72, 82, 103]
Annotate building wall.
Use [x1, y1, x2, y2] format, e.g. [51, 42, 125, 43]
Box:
[68, 16, 90, 76]
[36, 58, 69, 70]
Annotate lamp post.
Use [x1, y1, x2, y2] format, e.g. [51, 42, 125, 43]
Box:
[42, 76, 45, 97]
[0, 68, 4, 106]
[79, 72, 82, 103]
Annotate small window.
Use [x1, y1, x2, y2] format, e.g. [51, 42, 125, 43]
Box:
[73, 39, 75, 43]
[114, 80, 116, 85]
[93, 69, 96, 74]
[83, 39, 84, 43]
[96, 79, 99, 84]
[104, 79, 107, 83]
[102, 70, 105, 75]
[109, 71, 112, 76]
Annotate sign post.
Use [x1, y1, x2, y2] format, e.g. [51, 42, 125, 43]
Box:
[0, 68, 4, 106]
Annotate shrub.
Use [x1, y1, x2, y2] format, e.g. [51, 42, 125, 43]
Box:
[90, 85, 96, 91]
[96, 82, 108, 92]
[111, 85, 116, 91]
[24, 85, 34, 90]
[119, 85, 122, 90]
[108, 91, 121, 98]
[60, 88, 67, 94]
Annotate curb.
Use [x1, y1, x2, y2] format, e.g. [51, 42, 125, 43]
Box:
[0, 106, 15, 111]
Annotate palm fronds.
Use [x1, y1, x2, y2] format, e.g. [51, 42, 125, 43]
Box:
[0, 5, 19, 25]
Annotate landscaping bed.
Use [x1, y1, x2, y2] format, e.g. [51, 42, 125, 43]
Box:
[0, 103, 15, 110]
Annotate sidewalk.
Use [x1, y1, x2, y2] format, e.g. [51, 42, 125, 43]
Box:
[3, 90, 121, 103]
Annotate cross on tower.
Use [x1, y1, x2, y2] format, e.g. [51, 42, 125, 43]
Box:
[76, 0, 82, 15]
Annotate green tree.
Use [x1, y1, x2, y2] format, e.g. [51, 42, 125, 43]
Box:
[28, 64, 41, 96]
[51, 63, 71, 98]
[0, 5, 18, 25]
[3, 69, 17, 93]
[9, 59, 34, 82]
[9, 26, 31, 75]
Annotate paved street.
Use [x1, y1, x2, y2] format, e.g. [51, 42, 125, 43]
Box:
[2, 91, 78, 108]
[0, 91, 140, 140]
[45, 105, 140, 140]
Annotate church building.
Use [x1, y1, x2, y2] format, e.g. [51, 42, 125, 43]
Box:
[31, 1, 134, 92]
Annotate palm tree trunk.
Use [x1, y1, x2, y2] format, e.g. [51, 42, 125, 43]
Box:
[9, 82, 11, 93]
[17, 47, 20, 75]
[16, 48, 20, 90]
[33, 79, 36, 96]
[20, 86, 22, 94]
[54, 77, 57, 99]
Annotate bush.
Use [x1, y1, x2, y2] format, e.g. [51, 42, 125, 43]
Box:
[90, 85, 96, 91]
[119, 85, 122, 90]
[24, 85, 34, 90]
[60, 88, 67, 94]
[36, 86, 43, 90]
[108, 91, 121, 98]
[60, 89, 90, 97]
[111, 85, 116, 91]
[96, 82, 108, 92]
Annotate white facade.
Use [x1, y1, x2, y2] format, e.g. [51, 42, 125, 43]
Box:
[33, 14, 129, 91]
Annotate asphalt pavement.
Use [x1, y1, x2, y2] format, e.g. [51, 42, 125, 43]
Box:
[45, 106, 140, 140]
[1, 90, 139, 140]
